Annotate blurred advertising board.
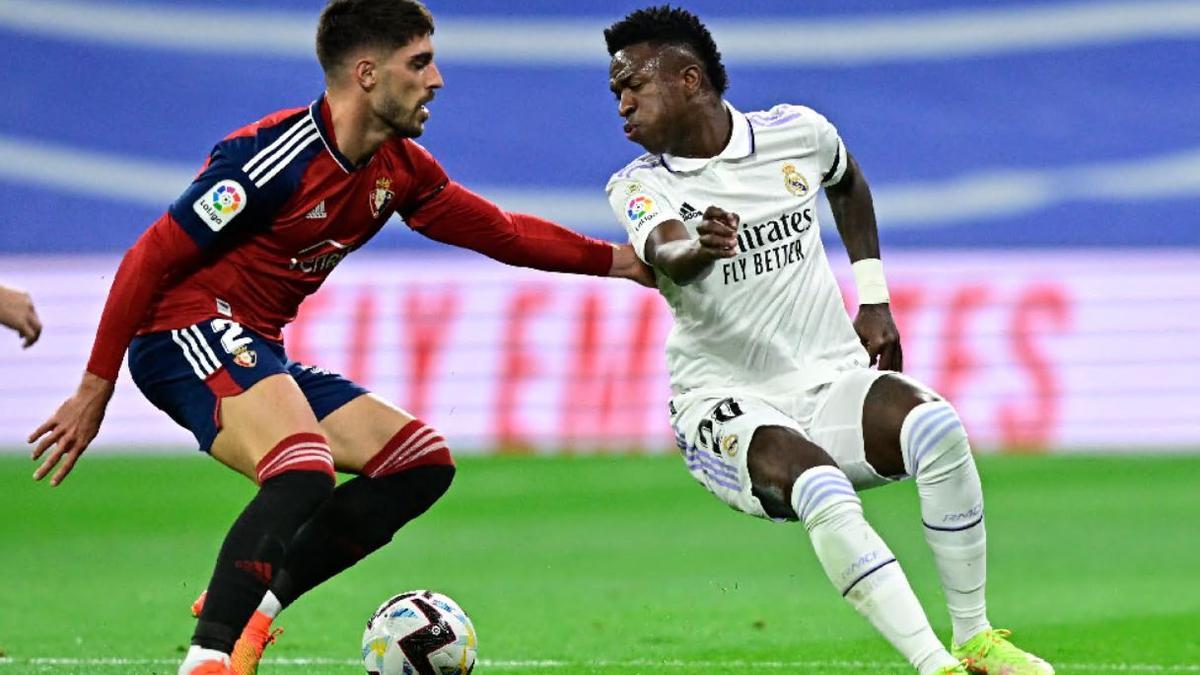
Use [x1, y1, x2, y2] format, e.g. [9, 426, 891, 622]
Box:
[1, 249, 1196, 453]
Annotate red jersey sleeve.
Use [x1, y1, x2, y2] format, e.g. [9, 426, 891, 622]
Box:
[406, 181, 614, 276]
[396, 139, 612, 275]
[86, 214, 204, 381]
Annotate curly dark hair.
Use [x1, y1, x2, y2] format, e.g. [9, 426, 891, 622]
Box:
[316, 0, 434, 75]
[604, 5, 728, 95]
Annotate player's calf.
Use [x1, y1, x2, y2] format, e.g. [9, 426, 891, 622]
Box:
[748, 428, 959, 673]
[791, 464, 960, 674]
[900, 400, 991, 646]
[193, 433, 335, 655]
[269, 419, 455, 609]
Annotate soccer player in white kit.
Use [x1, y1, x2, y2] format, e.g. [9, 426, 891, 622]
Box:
[603, 7, 1054, 675]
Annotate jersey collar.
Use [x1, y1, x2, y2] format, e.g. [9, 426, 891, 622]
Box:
[661, 101, 756, 174]
[310, 95, 356, 173]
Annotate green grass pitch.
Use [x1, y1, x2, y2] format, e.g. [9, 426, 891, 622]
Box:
[1, 451, 1198, 674]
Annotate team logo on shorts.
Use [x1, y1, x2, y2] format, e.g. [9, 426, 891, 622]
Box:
[626, 195, 655, 221]
[720, 433, 740, 457]
[369, 176, 395, 219]
[193, 179, 247, 232]
[231, 346, 257, 368]
[782, 163, 809, 197]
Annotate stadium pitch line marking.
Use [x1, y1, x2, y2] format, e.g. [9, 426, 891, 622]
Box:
[2, 657, 1200, 672]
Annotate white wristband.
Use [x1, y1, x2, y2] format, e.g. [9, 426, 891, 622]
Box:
[851, 258, 890, 305]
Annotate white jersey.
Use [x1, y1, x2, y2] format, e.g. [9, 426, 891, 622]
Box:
[605, 102, 868, 397]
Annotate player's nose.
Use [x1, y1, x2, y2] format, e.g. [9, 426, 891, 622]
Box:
[618, 90, 635, 117]
[426, 62, 444, 89]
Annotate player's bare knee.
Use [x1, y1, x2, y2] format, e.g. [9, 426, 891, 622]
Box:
[900, 399, 972, 483]
[862, 374, 942, 478]
[748, 426, 837, 521]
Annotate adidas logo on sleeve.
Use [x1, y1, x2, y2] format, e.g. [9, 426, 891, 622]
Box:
[679, 202, 701, 221]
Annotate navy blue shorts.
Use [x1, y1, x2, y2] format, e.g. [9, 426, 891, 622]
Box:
[128, 318, 368, 452]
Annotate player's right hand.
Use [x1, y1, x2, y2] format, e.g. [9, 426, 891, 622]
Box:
[29, 372, 115, 487]
[696, 206, 739, 260]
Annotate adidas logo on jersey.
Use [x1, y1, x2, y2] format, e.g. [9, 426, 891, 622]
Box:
[305, 201, 327, 219]
[679, 202, 701, 221]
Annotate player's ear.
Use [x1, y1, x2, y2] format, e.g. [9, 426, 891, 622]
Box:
[679, 63, 704, 95]
[353, 57, 378, 91]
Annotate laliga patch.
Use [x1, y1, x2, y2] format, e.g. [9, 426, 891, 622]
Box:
[193, 179, 247, 232]
[625, 193, 660, 232]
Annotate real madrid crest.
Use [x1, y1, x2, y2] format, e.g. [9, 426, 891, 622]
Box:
[782, 163, 809, 197]
[720, 433, 739, 457]
[369, 176, 395, 219]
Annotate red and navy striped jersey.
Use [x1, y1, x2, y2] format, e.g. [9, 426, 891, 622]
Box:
[148, 95, 447, 340]
[85, 96, 613, 382]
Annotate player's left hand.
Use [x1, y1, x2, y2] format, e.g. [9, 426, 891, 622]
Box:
[610, 243, 657, 287]
[854, 303, 903, 371]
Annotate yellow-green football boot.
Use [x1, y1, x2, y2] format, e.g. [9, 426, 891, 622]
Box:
[951, 628, 1054, 674]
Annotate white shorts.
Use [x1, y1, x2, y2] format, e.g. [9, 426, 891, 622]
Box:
[669, 369, 914, 519]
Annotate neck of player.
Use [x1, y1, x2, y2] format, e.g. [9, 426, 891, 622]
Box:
[327, 89, 390, 168]
[669, 101, 732, 158]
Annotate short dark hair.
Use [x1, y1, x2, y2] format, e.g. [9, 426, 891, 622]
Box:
[316, 0, 435, 75]
[604, 5, 728, 95]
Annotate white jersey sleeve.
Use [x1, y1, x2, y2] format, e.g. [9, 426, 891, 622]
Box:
[605, 171, 677, 264]
[811, 108, 849, 186]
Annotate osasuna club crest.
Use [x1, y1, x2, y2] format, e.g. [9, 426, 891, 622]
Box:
[369, 176, 395, 218]
[232, 346, 257, 368]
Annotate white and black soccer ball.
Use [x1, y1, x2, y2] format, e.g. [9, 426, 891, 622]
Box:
[362, 590, 477, 675]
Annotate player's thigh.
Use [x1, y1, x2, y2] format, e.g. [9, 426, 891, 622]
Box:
[284, 360, 418, 474]
[809, 369, 939, 484]
[128, 319, 324, 481]
[211, 373, 324, 479]
[318, 393, 417, 473]
[672, 394, 834, 521]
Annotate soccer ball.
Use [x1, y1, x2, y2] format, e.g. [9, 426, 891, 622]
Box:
[361, 590, 477, 675]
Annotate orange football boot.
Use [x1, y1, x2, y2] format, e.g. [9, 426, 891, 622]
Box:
[190, 591, 282, 675]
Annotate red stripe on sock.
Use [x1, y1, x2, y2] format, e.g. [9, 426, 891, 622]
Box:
[363, 421, 454, 477]
[256, 432, 334, 483]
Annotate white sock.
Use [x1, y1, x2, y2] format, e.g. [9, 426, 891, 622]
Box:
[178, 646, 229, 674]
[901, 400, 991, 646]
[793, 466, 959, 674]
[257, 590, 282, 619]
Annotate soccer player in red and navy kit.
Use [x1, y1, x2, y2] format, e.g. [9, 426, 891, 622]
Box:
[28, 1, 651, 673]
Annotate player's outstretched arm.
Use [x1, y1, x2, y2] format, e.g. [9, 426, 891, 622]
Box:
[410, 181, 655, 286]
[825, 152, 902, 371]
[644, 205, 738, 286]
[0, 283, 42, 348]
[29, 215, 203, 486]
